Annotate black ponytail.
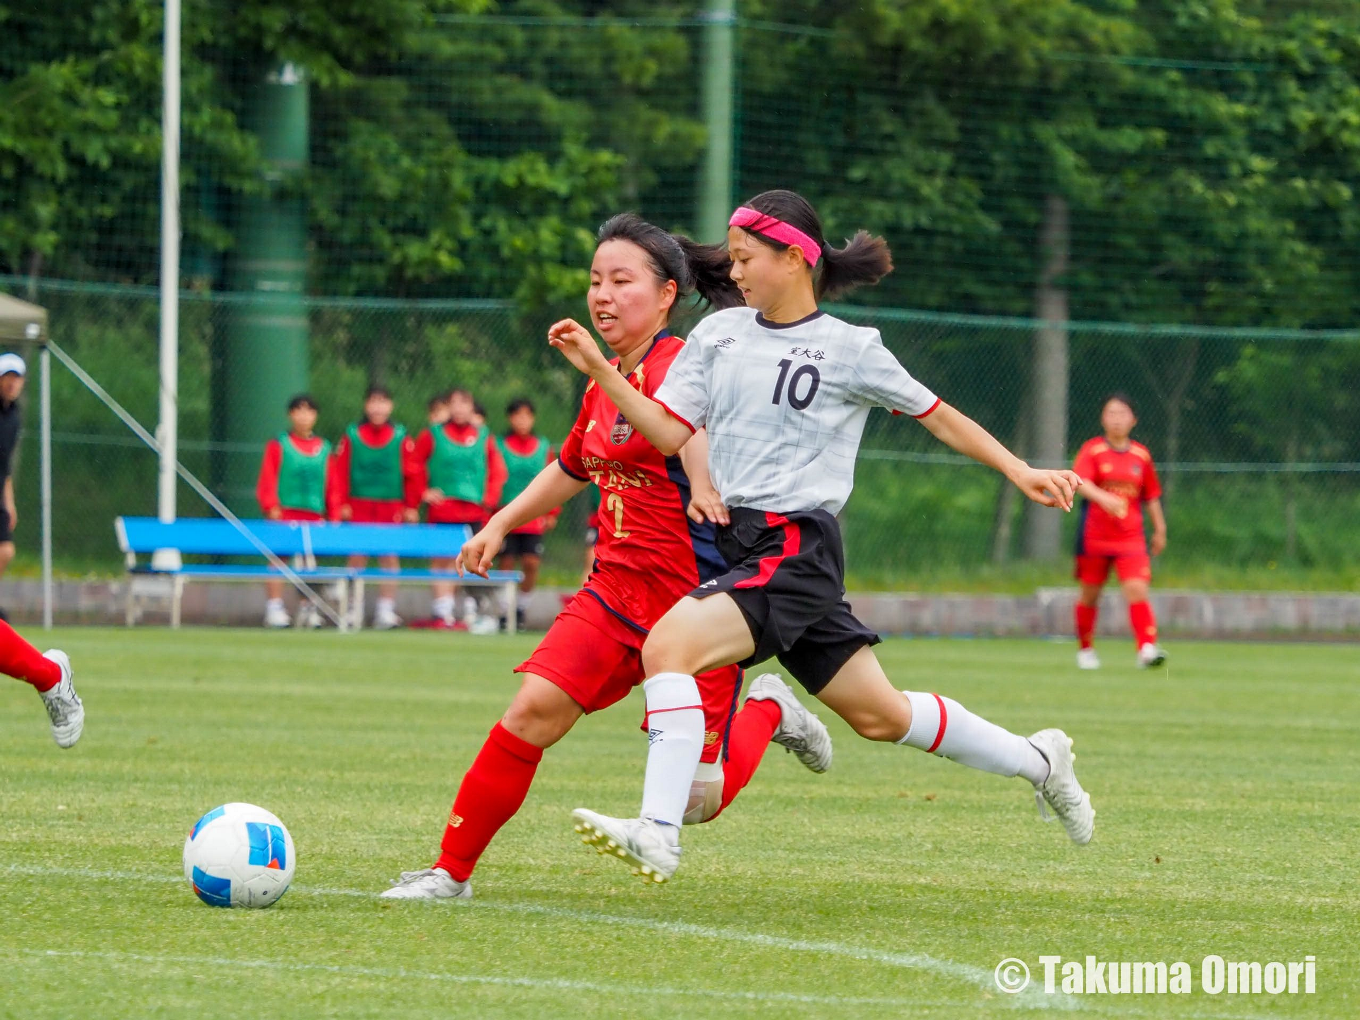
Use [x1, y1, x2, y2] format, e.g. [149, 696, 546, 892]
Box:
[739, 189, 893, 300]
[596, 213, 744, 314]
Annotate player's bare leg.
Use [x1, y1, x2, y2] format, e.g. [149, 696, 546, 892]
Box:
[573, 594, 754, 883]
[383, 674, 583, 900]
[1121, 577, 1165, 668]
[816, 645, 1094, 844]
[1076, 581, 1103, 670]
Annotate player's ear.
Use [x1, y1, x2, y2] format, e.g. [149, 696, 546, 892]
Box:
[659, 278, 677, 312]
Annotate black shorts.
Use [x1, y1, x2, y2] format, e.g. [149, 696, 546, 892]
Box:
[0, 507, 11, 543]
[690, 507, 879, 695]
[501, 532, 545, 558]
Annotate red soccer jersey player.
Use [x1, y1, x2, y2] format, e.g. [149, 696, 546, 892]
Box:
[1072, 393, 1169, 669]
[379, 214, 831, 900]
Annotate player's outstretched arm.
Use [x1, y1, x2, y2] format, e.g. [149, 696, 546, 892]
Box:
[548, 318, 694, 456]
[679, 428, 729, 525]
[457, 462, 587, 577]
[917, 401, 1080, 511]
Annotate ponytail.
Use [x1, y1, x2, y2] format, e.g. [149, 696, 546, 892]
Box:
[736, 189, 894, 300]
[596, 212, 742, 315]
[816, 231, 894, 300]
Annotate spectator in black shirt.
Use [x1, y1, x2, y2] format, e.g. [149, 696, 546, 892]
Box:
[0, 352, 25, 592]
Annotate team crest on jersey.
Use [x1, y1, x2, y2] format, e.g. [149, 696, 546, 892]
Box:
[610, 413, 634, 445]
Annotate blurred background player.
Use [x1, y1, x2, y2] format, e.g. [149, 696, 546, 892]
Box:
[329, 386, 420, 629]
[0, 620, 81, 747]
[426, 390, 451, 429]
[496, 398, 558, 631]
[255, 394, 332, 629]
[413, 387, 506, 629]
[0, 352, 28, 619]
[1072, 393, 1168, 669]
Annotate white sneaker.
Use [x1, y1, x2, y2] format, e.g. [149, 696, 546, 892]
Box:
[40, 651, 83, 749]
[1076, 648, 1101, 670]
[298, 604, 325, 629]
[1029, 728, 1094, 845]
[264, 603, 292, 629]
[1137, 644, 1167, 668]
[468, 614, 500, 636]
[572, 808, 680, 884]
[373, 608, 403, 631]
[745, 672, 832, 773]
[379, 867, 472, 901]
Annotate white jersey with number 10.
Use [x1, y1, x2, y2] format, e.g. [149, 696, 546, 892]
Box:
[654, 307, 940, 516]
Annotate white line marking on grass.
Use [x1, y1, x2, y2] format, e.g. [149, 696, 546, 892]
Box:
[7, 864, 1072, 1009]
[13, 948, 923, 1009]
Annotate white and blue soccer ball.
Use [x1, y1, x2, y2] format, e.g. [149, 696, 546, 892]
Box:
[183, 802, 295, 908]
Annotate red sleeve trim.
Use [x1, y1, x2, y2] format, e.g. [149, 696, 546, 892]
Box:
[911, 397, 942, 420]
[655, 398, 696, 433]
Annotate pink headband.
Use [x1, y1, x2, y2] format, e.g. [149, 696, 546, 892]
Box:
[728, 206, 822, 266]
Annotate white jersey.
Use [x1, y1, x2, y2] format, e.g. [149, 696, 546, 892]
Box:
[656, 307, 940, 516]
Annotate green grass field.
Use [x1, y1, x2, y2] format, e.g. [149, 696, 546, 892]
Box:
[2, 629, 1356, 1018]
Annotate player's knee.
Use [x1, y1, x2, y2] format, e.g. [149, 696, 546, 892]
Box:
[845, 702, 911, 742]
[684, 763, 726, 824]
[0, 542, 13, 568]
[640, 629, 697, 676]
[502, 689, 576, 747]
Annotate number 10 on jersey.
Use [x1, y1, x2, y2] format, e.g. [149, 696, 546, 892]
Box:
[772, 359, 821, 410]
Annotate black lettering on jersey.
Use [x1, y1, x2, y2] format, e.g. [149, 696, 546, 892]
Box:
[772, 358, 821, 411]
[716, 336, 737, 349]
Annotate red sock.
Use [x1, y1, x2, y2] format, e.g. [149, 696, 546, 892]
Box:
[1128, 601, 1157, 648]
[0, 620, 60, 691]
[434, 722, 543, 882]
[1075, 604, 1098, 650]
[705, 698, 781, 821]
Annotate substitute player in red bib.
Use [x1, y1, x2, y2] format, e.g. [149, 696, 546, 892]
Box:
[412, 388, 507, 628]
[256, 394, 333, 628]
[496, 398, 559, 630]
[379, 214, 832, 900]
[329, 387, 421, 629]
[1072, 393, 1168, 670]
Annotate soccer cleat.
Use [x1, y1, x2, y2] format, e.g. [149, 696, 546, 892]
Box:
[379, 867, 472, 901]
[373, 607, 403, 631]
[263, 603, 292, 629]
[39, 650, 83, 749]
[571, 808, 680, 884]
[1028, 728, 1094, 845]
[745, 672, 833, 773]
[1137, 644, 1167, 669]
[1076, 648, 1101, 670]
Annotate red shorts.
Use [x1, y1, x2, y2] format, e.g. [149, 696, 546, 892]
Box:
[516, 590, 742, 764]
[347, 499, 407, 524]
[1075, 553, 1151, 586]
[276, 508, 324, 523]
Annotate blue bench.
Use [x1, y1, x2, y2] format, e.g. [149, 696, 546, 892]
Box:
[115, 516, 522, 631]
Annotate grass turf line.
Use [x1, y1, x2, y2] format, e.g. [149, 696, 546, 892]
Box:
[1, 628, 1355, 1018]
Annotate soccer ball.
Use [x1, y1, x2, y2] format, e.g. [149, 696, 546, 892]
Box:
[183, 802, 296, 908]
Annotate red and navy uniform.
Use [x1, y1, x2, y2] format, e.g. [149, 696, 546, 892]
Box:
[518, 332, 737, 762]
[1073, 437, 1162, 584]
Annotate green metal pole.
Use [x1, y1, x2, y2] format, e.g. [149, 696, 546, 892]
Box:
[698, 0, 736, 243]
[219, 62, 310, 512]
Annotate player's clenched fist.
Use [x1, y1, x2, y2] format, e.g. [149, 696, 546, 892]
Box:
[456, 525, 505, 578]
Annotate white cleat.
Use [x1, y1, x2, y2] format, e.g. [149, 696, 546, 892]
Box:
[40, 650, 83, 749]
[263, 604, 292, 629]
[571, 808, 680, 884]
[1137, 643, 1167, 669]
[745, 672, 832, 773]
[373, 608, 403, 631]
[1076, 648, 1101, 670]
[379, 867, 472, 901]
[1029, 728, 1094, 845]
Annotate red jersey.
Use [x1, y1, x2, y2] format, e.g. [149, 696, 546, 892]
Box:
[558, 333, 727, 631]
[327, 422, 422, 514]
[411, 421, 508, 525]
[1073, 437, 1162, 556]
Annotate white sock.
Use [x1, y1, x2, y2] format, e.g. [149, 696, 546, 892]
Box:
[376, 596, 396, 615]
[432, 595, 454, 622]
[639, 672, 705, 829]
[898, 690, 1049, 784]
[266, 598, 284, 611]
[461, 595, 478, 622]
[516, 591, 532, 612]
